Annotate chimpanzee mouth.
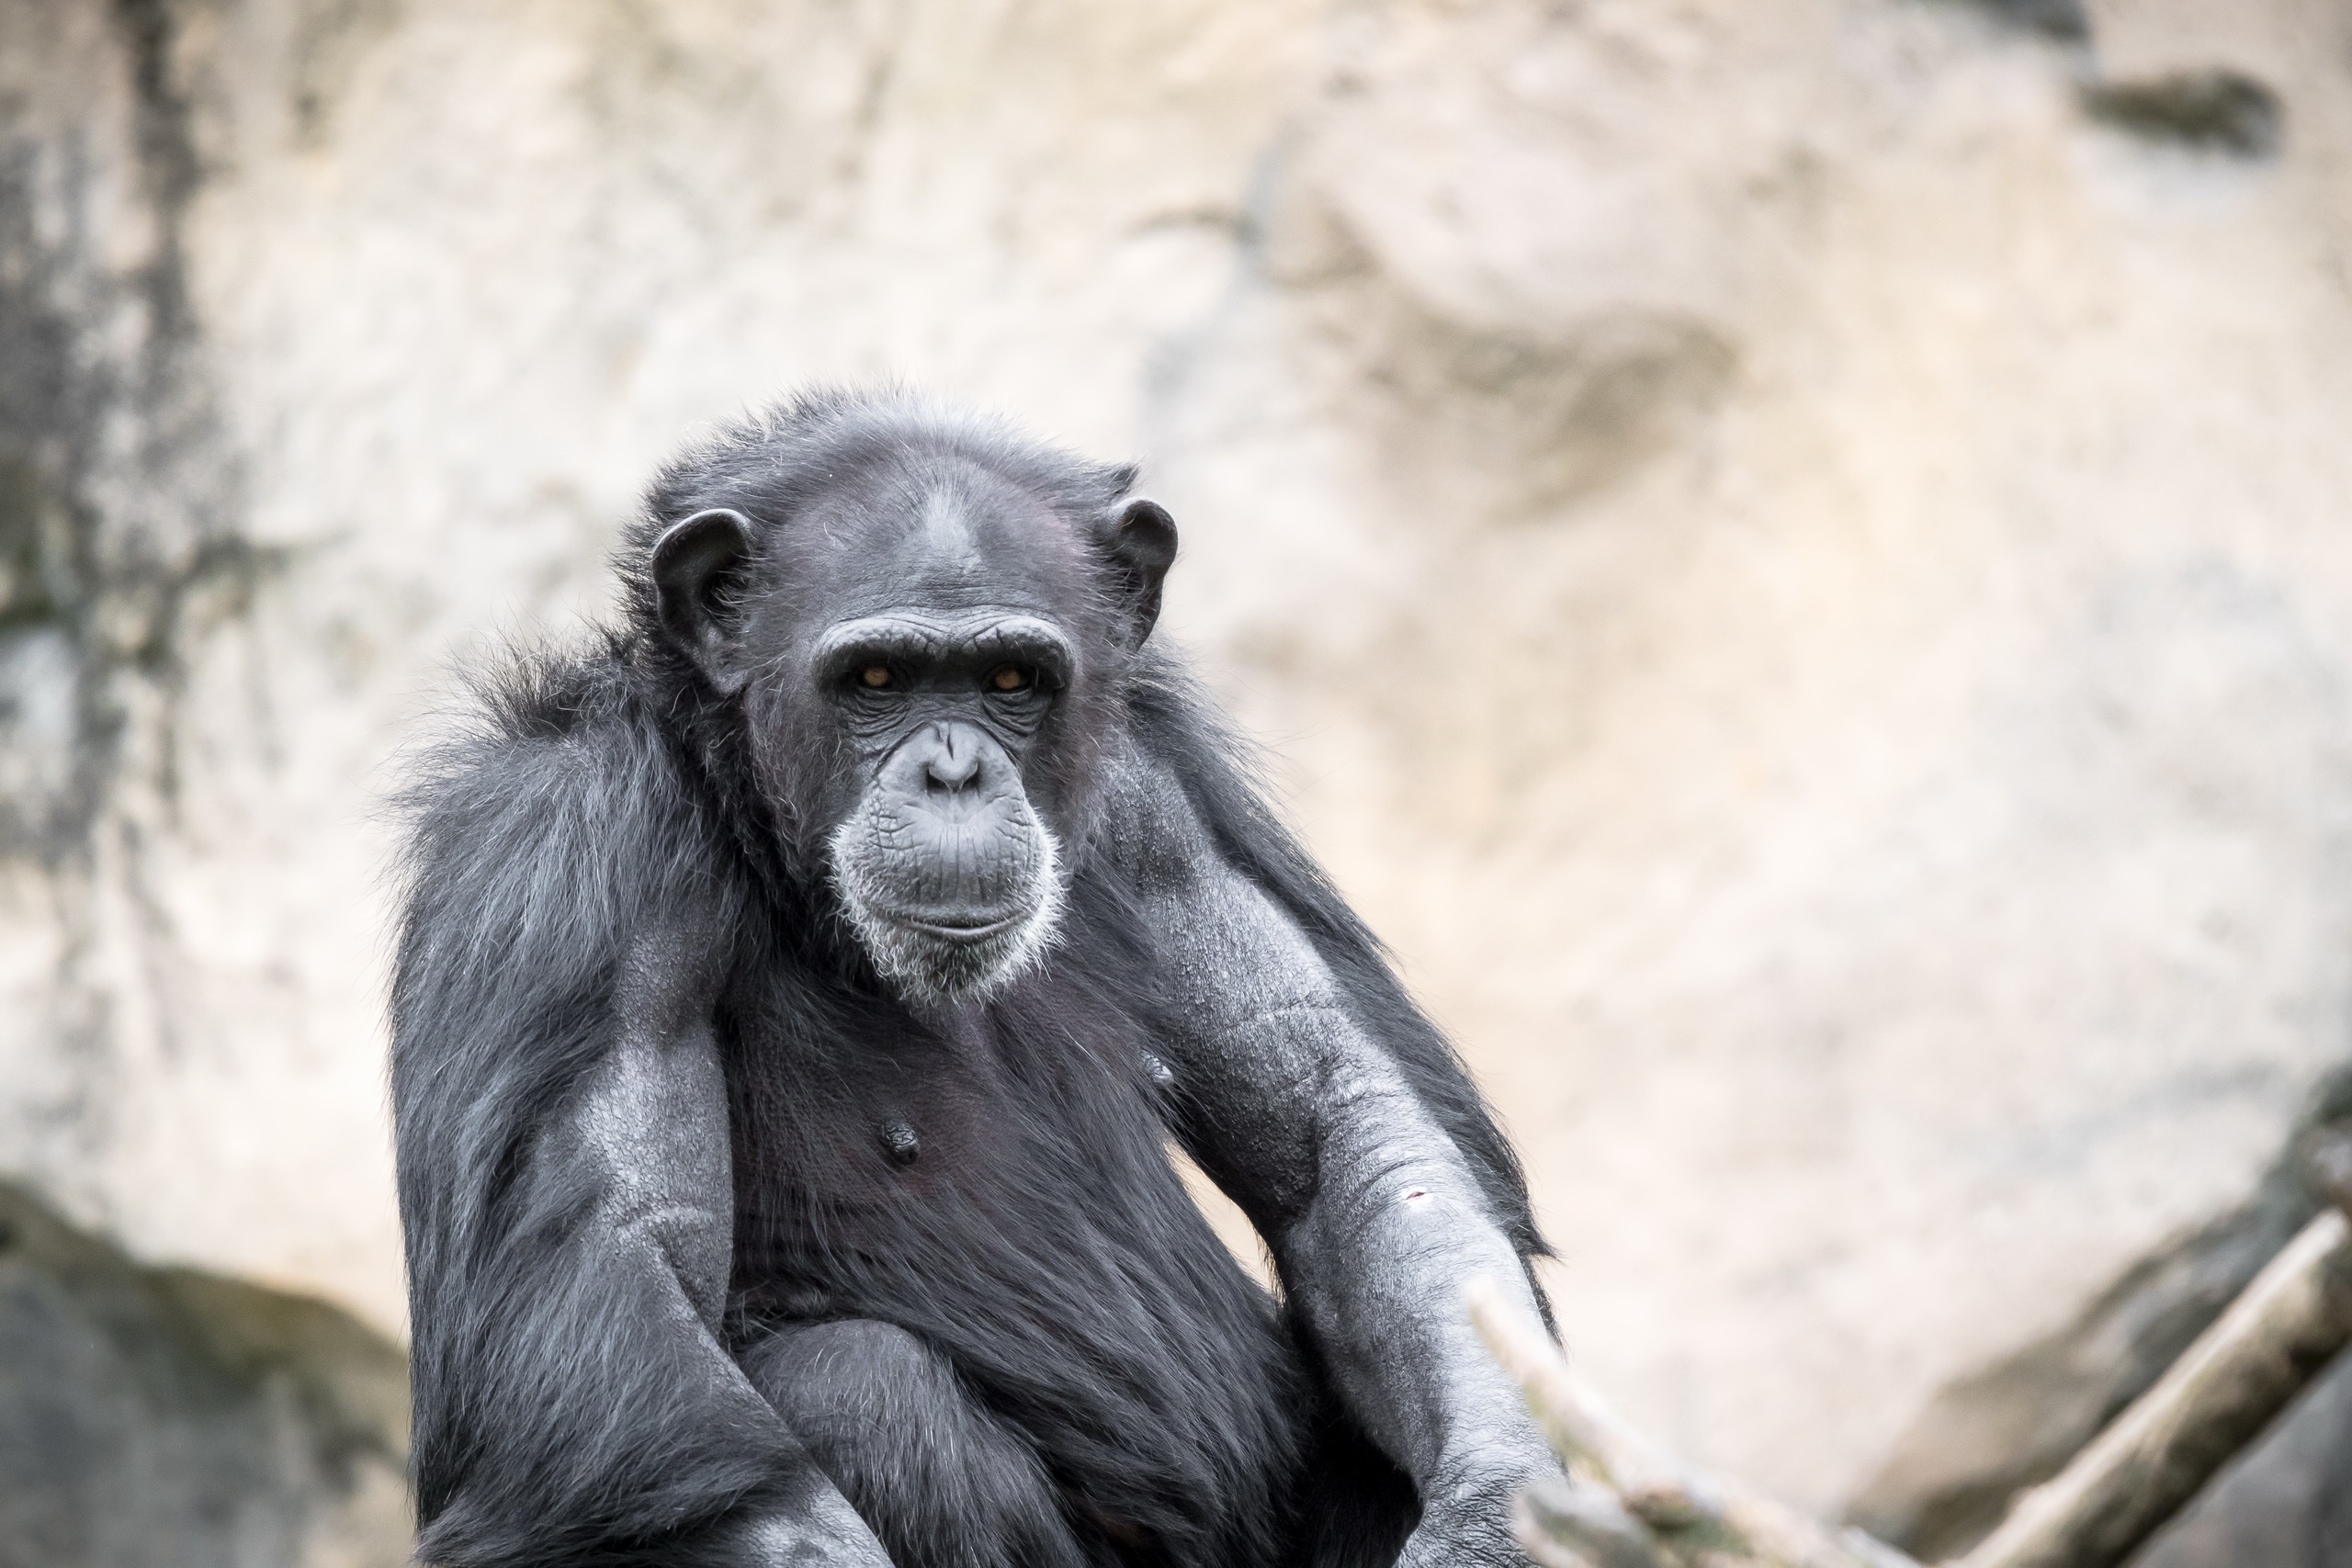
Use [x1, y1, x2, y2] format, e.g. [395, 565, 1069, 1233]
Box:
[828, 815, 1066, 1007]
[899, 912, 1032, 943]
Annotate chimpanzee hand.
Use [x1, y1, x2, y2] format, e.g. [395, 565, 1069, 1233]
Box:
[1395, 1462, 1544, 1568]
[1416, 1465, 1679, 1568]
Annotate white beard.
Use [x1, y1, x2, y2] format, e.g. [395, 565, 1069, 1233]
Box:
[827, 814, 1066, 1009]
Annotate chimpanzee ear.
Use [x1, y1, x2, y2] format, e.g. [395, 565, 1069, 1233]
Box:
[650, 508, 758, 694]
[1103, 498, 1178, 649]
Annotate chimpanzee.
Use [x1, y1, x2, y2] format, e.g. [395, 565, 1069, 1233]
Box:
[390, 389, 1557, 1568]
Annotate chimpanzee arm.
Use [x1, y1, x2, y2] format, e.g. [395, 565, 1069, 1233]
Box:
[392, 693, 890, 1568]
[1105, 741, 1555, 1567]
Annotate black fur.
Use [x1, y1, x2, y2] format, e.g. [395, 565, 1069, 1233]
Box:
[390, 389, 1546, 1568]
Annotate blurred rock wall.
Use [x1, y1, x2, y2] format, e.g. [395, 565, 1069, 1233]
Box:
[6, 0, 2352, 1561]
[0, 1180, 410, 1568]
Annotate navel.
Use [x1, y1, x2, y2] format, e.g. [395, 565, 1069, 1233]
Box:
[877, 1118, 922, 1167]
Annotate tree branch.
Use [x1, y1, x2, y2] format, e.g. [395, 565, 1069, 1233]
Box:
[1467, 1278, 1922, 1568]
[1956, 1206, 2352, 1568]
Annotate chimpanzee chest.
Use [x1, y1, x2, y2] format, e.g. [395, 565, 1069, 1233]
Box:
[714, 978, 1243, 1327]
[726, 1011, 1027, 1220]
[723, 1009, 1114, 1225]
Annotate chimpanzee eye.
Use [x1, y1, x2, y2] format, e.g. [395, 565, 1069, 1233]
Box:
[989, 666, 1033, 694]
[860, 664, 894, 690]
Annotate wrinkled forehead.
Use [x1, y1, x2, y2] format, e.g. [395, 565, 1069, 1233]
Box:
[774, 457, 1091, 624]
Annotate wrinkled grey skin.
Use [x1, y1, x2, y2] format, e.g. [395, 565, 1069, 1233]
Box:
[830, 798, 1065, 1007]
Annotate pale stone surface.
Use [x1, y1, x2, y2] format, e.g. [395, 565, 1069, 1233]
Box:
[6, 0, 2352, 1534]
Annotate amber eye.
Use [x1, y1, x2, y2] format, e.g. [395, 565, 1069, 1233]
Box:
[860, 664, 893, 690]
[989, 666, 1033, 694]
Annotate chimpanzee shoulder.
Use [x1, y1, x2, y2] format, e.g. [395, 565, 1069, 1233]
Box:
[391, 633, 726, 1000]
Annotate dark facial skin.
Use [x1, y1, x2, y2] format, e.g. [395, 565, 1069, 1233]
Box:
[652, 457, 1172, 1006]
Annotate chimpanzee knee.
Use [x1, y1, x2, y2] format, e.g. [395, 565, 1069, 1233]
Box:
[741, 1319, 1090, 1568]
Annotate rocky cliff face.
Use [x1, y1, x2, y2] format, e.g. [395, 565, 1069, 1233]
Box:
[6, 0, 2352, 1561]
[0, 1180, 409, 1568]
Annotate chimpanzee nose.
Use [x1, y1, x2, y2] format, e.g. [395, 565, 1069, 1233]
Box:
[920, 726, 983, 793]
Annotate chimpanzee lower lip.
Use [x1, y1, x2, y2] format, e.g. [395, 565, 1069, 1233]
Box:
[899, 913, 1028, 942]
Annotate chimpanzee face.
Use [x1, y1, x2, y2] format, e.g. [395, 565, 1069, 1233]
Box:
[650, 455, 1173, 1007]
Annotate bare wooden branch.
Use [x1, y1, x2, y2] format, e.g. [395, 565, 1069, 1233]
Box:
[1513, 1473, 1668, 1568]
[1467, 1278, 1923, 1568]
[1956, 1204, 2352, 1568]
[1463, 1277, 1707, 1521]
